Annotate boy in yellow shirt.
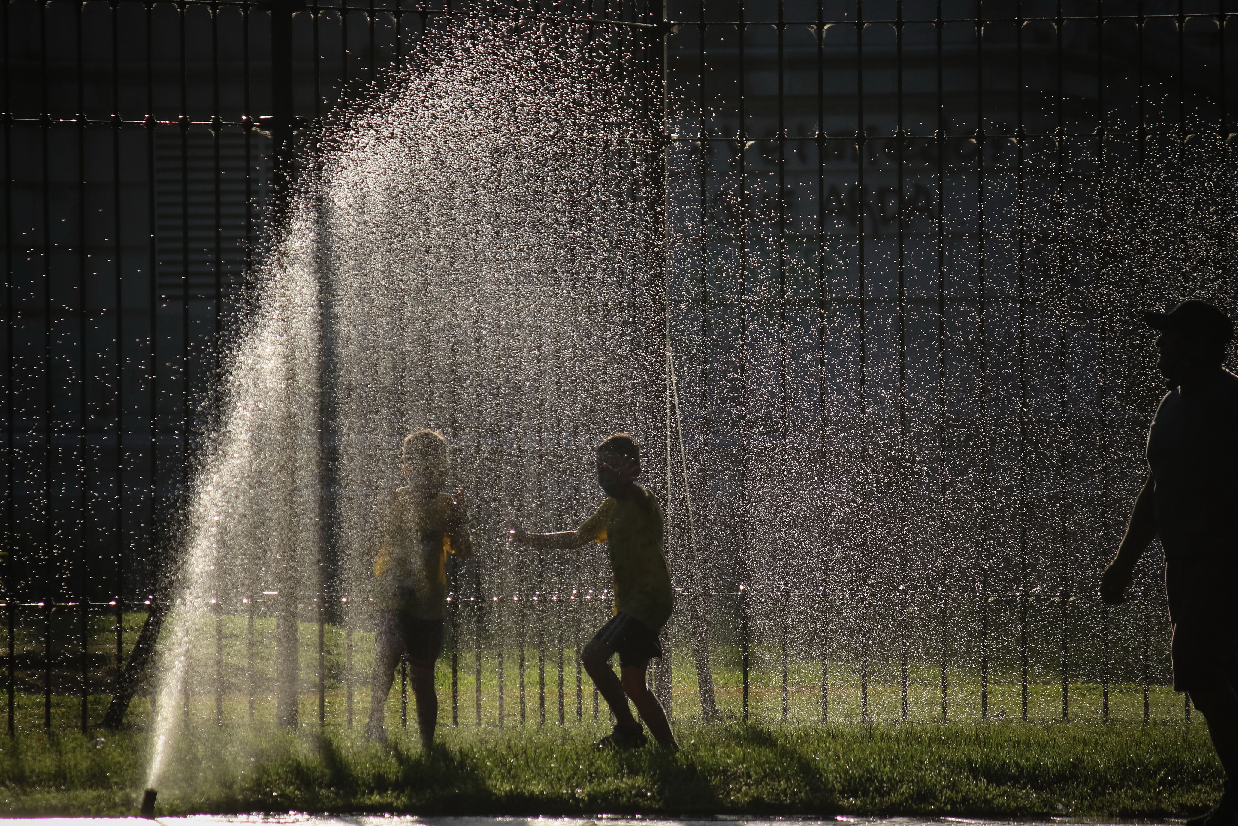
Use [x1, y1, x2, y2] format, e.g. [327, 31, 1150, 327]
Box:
[512, 433, 677, 750]
[367, 429, 472, 747]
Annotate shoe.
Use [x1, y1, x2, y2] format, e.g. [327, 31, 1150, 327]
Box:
[363, 717, 387, 744]
[596, 723, 647, 751]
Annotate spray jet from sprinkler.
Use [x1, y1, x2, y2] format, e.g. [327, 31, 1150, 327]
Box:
[140, 788, 157, 819]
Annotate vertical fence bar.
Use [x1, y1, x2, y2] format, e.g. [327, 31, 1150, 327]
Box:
[856, 0, 869, 726]
[215, 600, 223, 726]
[1096, 0, 1110, 722]
[44, 602, 51, 729]
[935, 0, 948, 725]
[1138, 0, 1153, 723]
[740, 584, 750, 721]
[476, 597, 483, 727]
[80, 603, 88, 732]
[519, 595, 526, 725]
[40, 0, 52, 734]
[975, 0, 989, 723]
[5, 600, 11, 736]
[538, 595, 545, 726]
[497, 597, 505, 728]
[3, 0, 13, 737]
[1055, 0, 1069, 724]
[146, 0, 159, 628]
[324, 596, 329, 728]
[247, 596, 255, 723]
[400, 660, 407, 728]
[346, 623, 353, 729]
[895, 0, 909, 723]
[737, 0, 751, 725]
[815, 0, 830, 726]
[1016, 0, 1029, 725]
[178, 5, 190, 546]
[182, 640, 189, 726]
[776, 0, 790, 727]
[212, 0, 221, 379]
[451, 598, 459, 726]
[573, 594, 580, 722]
[270, 0, 298, 729]
[112, 0, 126, 694]
[75, 0, 89, 735]
[1020, 0, 1030, 718]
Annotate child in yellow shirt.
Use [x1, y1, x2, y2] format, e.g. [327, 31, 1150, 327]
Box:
[367, 430, 472, 747]
[512, 433, 677, 750]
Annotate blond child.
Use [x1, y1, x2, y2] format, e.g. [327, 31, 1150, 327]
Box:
[367, 429, 472, 746]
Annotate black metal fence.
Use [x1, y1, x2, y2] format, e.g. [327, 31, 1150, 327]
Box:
[4, 0, 1237, 732]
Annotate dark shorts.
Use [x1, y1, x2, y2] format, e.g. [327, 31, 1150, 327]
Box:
[591, 612, 663, 669]
[1171, 622, 1238, 693]
[375, 610, 444, 668]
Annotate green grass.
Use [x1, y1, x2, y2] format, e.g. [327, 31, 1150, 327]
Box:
[0, 720, 1221, 818]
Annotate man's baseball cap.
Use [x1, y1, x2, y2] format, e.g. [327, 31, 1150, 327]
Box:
[1143, 299, 1234, 345]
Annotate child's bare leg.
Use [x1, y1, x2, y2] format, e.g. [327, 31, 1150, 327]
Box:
[582, 637, 639, 728]
[621, 663, 677, 749]
[409, 662, 438, 748]
[367, 645, 399, 736]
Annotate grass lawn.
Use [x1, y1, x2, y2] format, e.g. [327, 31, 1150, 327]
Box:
[0, 720, 1221, 818]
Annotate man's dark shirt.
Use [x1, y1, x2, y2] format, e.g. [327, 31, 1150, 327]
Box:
[1146, 367, 1238, 631]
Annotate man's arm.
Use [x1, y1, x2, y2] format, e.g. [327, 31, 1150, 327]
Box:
[1101, 472, 1156, 604]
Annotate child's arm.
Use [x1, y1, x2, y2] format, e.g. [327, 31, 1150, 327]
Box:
[509, 526, 593, 550]
[510, 500, 611, 551]
[445, 488, 474, 559]
[372, 490, 397, 578]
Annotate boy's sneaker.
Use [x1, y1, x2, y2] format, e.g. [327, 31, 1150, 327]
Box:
[596, 722, 647, 751]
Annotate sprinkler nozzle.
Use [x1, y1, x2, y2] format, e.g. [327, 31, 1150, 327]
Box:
[140, 788, 157, 819]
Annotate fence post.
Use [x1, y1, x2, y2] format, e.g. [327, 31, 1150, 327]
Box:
[268, 0, 299, 729]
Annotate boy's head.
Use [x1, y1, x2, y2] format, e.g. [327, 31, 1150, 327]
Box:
[402, 429, 449, 492]
[596, 433, 640, 497]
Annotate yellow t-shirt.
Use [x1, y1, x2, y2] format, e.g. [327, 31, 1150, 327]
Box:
[373, 488, 466, 620]
[578, 486, 673, 632]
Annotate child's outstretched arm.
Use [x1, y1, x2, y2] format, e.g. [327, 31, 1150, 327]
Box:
[510, 499, 610, 551]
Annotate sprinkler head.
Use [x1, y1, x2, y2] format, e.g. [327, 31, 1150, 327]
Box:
[140, 788, 157, 819]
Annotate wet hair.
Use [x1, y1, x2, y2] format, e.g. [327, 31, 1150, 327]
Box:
[597, 432, 640, 463]
[402, 429, 449, 477]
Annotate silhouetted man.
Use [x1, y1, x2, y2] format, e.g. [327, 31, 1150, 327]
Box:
[1103, 299, 1238, 826]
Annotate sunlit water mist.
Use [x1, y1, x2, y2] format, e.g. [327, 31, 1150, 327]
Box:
[145, 12, 1238, 787]
[146, 17, 659, 788]
[663, 128, 1238, 711]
